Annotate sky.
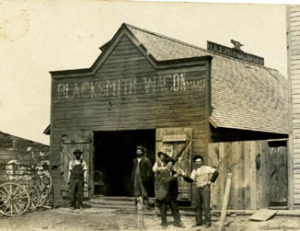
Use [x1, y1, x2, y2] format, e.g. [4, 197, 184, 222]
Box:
[0, 0, 287, 145]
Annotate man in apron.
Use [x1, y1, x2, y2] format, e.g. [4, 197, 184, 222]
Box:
[68, 149, 88, 209]
[153, 157, 185, 229]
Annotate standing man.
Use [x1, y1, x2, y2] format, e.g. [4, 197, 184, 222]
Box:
[68, 149, 88, 209]
[152, 151, 168, 216]
[154, 158, 185, 229]
[182, 155, 218, 228]
[131, 145, 152, 206]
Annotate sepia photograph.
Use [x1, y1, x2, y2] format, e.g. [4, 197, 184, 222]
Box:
[0, 0, 299, 230]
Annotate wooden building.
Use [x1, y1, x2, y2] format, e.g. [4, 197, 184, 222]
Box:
[0, 131, 49, 183]
[287, 5, 300, 209]
[49, 24, 288, 209]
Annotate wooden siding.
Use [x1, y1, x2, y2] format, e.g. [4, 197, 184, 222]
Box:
[0, 132, 50, 199]
[287, 5, 300, 206]
[208, 140, 288, 210]
[50, 34, 210, 205]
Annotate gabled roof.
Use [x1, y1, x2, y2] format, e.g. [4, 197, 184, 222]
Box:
[51, 23, 288, 135]
[124, 24, 288, 135]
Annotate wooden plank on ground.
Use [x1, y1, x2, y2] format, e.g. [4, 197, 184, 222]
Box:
[249, 209, 277, 221]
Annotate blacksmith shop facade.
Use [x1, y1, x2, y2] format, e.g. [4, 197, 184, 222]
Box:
[49, 24, 288, 209]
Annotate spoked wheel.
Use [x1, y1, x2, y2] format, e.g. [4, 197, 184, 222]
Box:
[19, 183, 40, 210]
[0, 182, 30, 216]
[37, 173, 52, 207]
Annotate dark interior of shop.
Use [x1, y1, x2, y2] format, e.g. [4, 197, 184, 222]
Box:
[94, 129, 155, 197]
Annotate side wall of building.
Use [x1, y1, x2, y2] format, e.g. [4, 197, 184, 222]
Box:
[0, 132, 49, 190]
[287, 5, 300, 208]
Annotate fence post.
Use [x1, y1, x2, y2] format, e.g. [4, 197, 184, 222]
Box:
[219, 172, 232, 231]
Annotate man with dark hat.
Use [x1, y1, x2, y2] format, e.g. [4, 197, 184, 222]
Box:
[154, 157, 185, 229]
[182, 155, 218, 228]
[152, 151, 168, 206]
[68, 149, 88, 209]
[131, 145, 152, 206]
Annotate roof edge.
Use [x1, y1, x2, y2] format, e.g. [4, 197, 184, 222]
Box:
[125, 23, 282, 73]
[50, 68, 91, 76]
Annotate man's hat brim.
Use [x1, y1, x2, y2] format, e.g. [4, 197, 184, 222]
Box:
[158, 152, 169, 157]
[73, 149, 83, 155]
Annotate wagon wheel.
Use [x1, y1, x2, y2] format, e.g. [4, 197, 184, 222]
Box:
[19, 182, 40, 210]
[0, 182, 30, 216]
[37, 173, 52, 206]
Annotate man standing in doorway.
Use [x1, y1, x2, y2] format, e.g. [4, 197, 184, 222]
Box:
[182, 155, 218, 228]
[68, 149, 88, 209]
[131, 145, 152, 207]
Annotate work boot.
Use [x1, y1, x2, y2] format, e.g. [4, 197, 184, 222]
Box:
[174, 221, 185, 228]
[192, 223, 203, 227]
[161, 223, 167, 229]
[205, 223, 211, 228]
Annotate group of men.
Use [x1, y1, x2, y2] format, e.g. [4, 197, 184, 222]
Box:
[67, 145, 218, 229]
[131, 145, 219, 229]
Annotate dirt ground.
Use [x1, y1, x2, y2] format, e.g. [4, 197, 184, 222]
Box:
[1, 207, 300, 231]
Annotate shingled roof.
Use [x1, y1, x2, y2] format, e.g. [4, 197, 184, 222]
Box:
[124, 24, 288, 135]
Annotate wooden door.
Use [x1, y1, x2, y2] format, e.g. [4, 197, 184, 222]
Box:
[60, 130, 93, 198]
[267, 141, 288, 206]
[156, 128, 192, 201]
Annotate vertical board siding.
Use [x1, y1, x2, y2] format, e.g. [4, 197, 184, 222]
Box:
[50, 34, 210, 205]
[208, 140, 288, 210]
[288, 5, 300, 206]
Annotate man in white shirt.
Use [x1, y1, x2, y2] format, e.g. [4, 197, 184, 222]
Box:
[68, 149, 88, 209]
[182, 155, 218, 228]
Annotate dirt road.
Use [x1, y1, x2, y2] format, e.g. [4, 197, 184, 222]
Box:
[1, 207, 300, 231]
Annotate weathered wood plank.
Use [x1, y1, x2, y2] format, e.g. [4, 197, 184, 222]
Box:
[250, 141, 257, 210]
[208, 142, 220, 209]
[244, 142, 251, 210]
[230, 142, 241, 209]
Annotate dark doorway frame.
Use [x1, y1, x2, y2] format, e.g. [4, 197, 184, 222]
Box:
[93, 129, 155, 197]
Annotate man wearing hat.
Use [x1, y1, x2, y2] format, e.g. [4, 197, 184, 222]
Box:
[67, 149, 88, 209]
[154, 157, 185, 229]
[131, 145, 152, 206]
[152, 151, 168, 203]
[182, 155, 218, 228]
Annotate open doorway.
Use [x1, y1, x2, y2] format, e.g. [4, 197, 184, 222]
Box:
[94, 129, 155, 197]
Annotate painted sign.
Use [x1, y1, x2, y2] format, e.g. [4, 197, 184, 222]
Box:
[56, 72, 206, 102]
[207, 41, 264, 66]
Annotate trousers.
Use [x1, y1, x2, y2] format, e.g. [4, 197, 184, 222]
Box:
[156, 199, 181, 225]
[194, 185, 211, 225]
[70, 177, 83, 208]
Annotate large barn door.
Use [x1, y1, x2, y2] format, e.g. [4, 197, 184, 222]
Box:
[60, 131, 93, 198]
[156, 128, 192, 201]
